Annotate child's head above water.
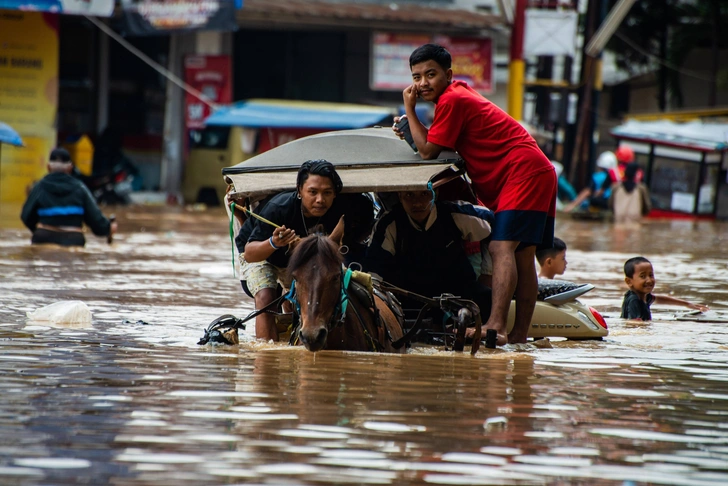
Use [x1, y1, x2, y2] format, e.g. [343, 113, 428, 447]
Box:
[624, 256, 655, 297]
[536, 237, 567, 279]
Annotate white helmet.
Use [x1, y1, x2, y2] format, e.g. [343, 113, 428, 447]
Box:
[551, 161, 564, 178]
[596, 151, 618, 170]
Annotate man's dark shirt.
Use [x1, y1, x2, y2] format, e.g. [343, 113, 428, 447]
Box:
[366, 201, 490, 297]
[621, 290, 655, 320]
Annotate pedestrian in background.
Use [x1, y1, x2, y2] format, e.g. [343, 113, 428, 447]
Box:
[610, 162, 651, 225]
[21, 147, 117, 247]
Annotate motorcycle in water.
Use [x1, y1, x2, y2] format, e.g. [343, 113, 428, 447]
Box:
[73, 164, 135, 205]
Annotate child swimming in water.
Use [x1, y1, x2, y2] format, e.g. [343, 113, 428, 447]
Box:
[621, 256, 709, 320]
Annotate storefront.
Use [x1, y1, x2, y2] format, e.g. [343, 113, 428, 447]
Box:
[611, 120, 728, 219]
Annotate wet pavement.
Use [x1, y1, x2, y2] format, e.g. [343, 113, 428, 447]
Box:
[1, 203, 728, 485]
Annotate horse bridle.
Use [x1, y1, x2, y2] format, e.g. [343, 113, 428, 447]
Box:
[286, 268, 384, 351]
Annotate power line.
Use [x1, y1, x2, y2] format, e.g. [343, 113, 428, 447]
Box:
[84, 16, 218, 109]
[614, 31, 716, 83]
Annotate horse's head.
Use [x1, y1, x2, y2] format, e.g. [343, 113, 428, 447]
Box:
[288, 232, 344, 351]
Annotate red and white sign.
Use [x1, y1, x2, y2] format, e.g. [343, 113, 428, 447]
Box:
[183, 55, 232, 130]
[370, 32, 493, 94]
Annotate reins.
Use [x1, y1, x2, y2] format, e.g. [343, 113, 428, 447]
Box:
[197, 293, 289, 345]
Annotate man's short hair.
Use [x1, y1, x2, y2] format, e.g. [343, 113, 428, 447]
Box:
[297, 159, 343, 194]
[410, 44, 452, 70]
[49, 147, 72, 163]
[535, 237, 566, 265]
[624, 256, 650, 278]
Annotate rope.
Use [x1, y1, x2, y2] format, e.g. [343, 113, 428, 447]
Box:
[234, 203, 281, 229]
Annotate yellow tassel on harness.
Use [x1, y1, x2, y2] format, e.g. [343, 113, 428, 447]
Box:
[350, 270, 373, 295]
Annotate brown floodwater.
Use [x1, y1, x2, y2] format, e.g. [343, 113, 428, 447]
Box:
[1, 203, 728, 486]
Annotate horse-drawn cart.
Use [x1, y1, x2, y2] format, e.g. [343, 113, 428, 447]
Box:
[207, 127, 608, 351]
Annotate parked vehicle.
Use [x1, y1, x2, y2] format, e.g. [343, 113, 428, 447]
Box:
[73, 164, 135, 205]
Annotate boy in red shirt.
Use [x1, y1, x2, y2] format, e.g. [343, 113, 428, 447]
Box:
[393, 43, 557, 346]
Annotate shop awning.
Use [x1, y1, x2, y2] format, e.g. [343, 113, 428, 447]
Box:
[205, 99, 395, 129]
[611, 120, 728, 152]
[236, 0, 503, 33]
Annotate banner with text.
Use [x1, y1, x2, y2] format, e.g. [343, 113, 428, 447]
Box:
[0, 11, 59, 203]
[371, 33, 493, 94]
[118, 0, 238, 36]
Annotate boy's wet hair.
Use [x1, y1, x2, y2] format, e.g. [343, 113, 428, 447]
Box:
[297, 159, 343, 194]
[410, 43, 452, 70]
[624, 256, 651, 277]
[535, 237, 566, 265]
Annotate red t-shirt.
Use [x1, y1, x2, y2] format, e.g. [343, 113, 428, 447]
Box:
[426, 81, 552, 209]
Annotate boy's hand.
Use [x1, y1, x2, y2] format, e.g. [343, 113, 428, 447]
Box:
[688, 303, 710, 312]
[392, 115, 406, 140]
[402, 84, 418, 109]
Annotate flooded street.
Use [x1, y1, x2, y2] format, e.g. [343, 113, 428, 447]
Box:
[1, 204, 728, 486]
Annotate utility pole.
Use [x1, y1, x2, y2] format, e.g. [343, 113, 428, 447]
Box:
[570, 0, 636, 187]
[568, 0, 598, 188]
[507, 0, 527, 120]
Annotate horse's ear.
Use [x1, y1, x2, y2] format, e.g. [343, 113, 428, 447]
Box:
[329, 215, 345, 247]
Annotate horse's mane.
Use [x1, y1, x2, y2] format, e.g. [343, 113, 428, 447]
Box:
[288, 231, 343, 276]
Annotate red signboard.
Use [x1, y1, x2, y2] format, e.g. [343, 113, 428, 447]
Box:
[371, 32, 493, 94]
[184, 55, 232, 130]
[442, 36, 493, 94]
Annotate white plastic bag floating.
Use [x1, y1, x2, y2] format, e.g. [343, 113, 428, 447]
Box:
[26, 301, 93, 326]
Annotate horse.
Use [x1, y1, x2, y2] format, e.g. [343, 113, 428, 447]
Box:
[286, 232, 405, 353]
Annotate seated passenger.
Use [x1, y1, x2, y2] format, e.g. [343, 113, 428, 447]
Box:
[365, 189, 493, 322]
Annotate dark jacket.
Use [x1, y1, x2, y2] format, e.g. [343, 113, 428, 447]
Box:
[366, 201, 492, 298]
[21, 172, 111, 236]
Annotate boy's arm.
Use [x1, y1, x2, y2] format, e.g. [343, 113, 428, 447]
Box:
[81, 185, 112, 236]
[654, 294, 709, 312]
[402, 85, 446, 159]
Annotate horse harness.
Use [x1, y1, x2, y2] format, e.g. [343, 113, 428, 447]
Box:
[286, 268, 400, 352]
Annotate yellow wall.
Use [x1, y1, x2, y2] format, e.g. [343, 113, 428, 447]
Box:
[0, 12, 59, 203]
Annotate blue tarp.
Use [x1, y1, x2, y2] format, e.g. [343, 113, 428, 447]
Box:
[204, 100, 394, 129]
[0, 122, 23, 147]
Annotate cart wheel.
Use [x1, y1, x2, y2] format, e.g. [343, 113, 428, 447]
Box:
[453, 308, 471, 352]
